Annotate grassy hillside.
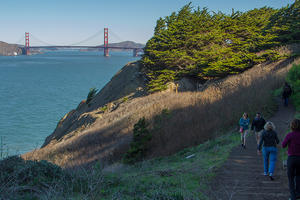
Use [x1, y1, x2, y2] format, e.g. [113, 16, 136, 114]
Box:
[23, 56, 300, 168]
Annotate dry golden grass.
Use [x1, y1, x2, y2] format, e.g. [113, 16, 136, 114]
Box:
[23, 57, 300, 168]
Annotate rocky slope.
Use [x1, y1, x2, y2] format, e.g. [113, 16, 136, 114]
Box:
[0, 41, 23, 56]
[41, 61, 148, 148]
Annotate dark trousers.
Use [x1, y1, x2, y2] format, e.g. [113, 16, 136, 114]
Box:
[284, 97, 289, 106]
[287, 156, 300, 200]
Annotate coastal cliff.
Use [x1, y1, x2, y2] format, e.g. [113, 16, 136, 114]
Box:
[41, 61, 148, 149]
[0, 41, 22, 56]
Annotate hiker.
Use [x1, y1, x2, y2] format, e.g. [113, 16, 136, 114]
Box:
[257, 121, 279, 180]
[251, 112, 266, 145]
[239, 113, 250, 149]
[282, 119, 300, 200]
[282, 82, 292, 107]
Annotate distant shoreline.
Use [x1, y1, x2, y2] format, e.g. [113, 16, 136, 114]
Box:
[0, 41, 23, 56]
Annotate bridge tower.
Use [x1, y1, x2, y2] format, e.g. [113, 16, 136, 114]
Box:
[104, 28, 109, 57]
[25, 32, 30, 55]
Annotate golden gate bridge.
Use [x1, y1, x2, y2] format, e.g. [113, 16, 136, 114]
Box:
[20, 28, 144, 57]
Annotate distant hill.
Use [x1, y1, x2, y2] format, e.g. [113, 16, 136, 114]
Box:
[97, 41, 145, 49]
[0, 41, 23, 56]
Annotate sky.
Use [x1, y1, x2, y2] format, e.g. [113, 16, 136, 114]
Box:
[0, 0, 295, 45]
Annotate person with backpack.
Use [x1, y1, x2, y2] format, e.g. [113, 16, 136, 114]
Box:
[282, 82, 292, 107]
[251, 112, 266, 145]
[239, 113, 250, 149]
[282, 119, 300, 200]
[257, 121, 279, 181]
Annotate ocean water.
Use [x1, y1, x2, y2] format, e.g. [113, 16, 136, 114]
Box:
[0, 50, 139, 155]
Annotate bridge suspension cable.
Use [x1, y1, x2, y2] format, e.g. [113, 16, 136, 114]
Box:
[29, 33, 56, 46]
[15, 34, 25, 45]
[67, 29, 104, 46]
[109, 30, 125, 43]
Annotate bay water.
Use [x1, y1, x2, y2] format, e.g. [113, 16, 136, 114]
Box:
[0, 51, 139, 155]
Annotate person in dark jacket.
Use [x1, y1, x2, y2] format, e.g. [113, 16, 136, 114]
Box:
[282, 119, 300, 200]
[257, 121, 279, 180]
[251, 112, 266, 145]
[282, 82, 292, 107]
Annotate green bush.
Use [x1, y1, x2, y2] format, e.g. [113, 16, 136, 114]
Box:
[287, 64, 300, 111]
[122, 96, 129, 102]
[0, 156, 107, 199]
[0, 156, 65, 190]
[86, 87, 98, 105]
[287, 64, 300, 93]
[292, 93, 300, 111]
[123, 117, 152, 164]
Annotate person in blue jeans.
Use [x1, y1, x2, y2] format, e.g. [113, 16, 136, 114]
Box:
[239, 113, 250, 149]
[257, 121, 279, 180]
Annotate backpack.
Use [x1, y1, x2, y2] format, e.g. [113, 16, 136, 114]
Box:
[284, 85, 292, 96]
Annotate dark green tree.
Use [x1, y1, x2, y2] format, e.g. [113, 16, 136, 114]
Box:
[123, 118, 152, 164]
[142, 2, 299, 92]
[86, 87, 98, 105]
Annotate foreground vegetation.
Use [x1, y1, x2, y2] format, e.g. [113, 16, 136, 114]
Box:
[287, 64, 300, 113]
[142, 1, 300, 92]
[279, 63, 300, 162]
[1, 133, 240, 199]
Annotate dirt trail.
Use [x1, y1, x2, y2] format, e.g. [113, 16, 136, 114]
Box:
[209, 100, 295, 200]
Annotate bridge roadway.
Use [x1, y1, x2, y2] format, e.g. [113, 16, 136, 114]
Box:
[28, 46, 143, 50]
[25, 45, 143, 56]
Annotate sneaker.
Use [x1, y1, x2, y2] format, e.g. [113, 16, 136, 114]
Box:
[243, 145, 246, 149]
[269, 173, 274, 181]
[263, 173, 268, 176]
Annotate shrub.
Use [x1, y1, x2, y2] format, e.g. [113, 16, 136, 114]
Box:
[100, 105, 108, 112]
[0, 156, 112, 199]
[122, 96, 129, 103]
[0, 156, 64, 186]
[123, 117, 152, 164]
[287, 64, 300, 93]
[287, 64, 300, 111]
[0, 156, 67, 199]
[86, 87, 98, 105]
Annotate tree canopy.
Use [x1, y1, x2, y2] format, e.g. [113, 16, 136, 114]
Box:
[142, 1, 300, 92]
